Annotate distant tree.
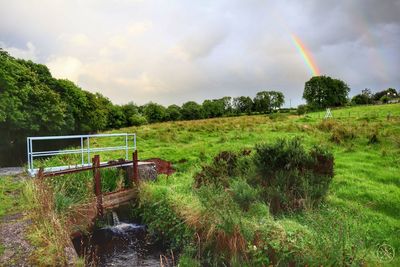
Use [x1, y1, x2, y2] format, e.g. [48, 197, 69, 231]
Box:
[202, 99, 225, 118]
[303, 76, 350, 109]
[253, 91, 284, 113]
[181, 101, 203, 120]
[351, 88, 374, 105]
[143, 102, 167, 123]
[107, 105, 126, 129]
[373, 88, 398, 102]
[351, 94, 370, 105]
[221, 96, 233, 115]
[129, 114, 147, 126]
[269, 91, 285, 110]
[166, 104, 182, 121]
[233, 96, 253, 114]
[121, 102, 139, 126]
[253, 91, 272, 113]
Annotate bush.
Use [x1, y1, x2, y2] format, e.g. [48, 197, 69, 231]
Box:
[231, 179, 260, 211]
[194, 151, 238, 188]
[129, 114, 147, 126]
[330, 125, 356, 144]
[253, 138, 334, 213]
[297, 104, 309, 115]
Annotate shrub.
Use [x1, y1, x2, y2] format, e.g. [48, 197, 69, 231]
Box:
[231, 179, 260, 211]
[129, 113, 147, 126]
[194, 151, 238, 188]
[297, 104, 309, 115]
[253, 138, 334, 213]
[330, 125, 356, 144]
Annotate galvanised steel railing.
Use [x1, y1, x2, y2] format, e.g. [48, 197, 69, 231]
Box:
[27, 133, 136, 176]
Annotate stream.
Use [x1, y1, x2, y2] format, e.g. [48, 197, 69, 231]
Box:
[72, 211, 174, 266]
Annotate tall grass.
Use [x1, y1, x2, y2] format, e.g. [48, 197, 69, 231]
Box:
[25, 103, 400, 265]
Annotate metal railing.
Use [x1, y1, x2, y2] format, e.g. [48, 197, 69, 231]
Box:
[27, 133, 136, 176]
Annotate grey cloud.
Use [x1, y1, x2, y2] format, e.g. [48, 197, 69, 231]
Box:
[0, 0, 399, 107]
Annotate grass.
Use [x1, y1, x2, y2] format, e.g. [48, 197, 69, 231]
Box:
[25, 103, 400, 265]
[0, 176, 24, 218]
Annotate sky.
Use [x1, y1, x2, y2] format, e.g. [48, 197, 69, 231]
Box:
[1, 0, 399, 107]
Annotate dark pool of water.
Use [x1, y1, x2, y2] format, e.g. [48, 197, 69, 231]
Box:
[72, 220, 173, 266]
[73, 218, 177, 266]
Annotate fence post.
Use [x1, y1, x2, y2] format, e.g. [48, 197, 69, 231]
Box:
[133, 150, 139, 185]
[93, 155, 103, 217]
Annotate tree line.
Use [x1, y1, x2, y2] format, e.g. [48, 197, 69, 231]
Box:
[0, 49, 285, 148]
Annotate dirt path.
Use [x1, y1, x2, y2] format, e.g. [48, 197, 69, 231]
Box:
[0, 213, 33, 266]
[0, 173, 34, 267]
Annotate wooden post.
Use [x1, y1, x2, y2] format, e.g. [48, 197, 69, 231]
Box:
[133, 150, 139, 185]
[92, 155, 103, 217]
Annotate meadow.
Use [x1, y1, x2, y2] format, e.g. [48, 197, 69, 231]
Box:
[95, 103, 399, 265]
[1, 103, 399, 265]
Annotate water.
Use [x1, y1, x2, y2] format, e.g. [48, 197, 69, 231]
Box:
[73, 211, 174, 266]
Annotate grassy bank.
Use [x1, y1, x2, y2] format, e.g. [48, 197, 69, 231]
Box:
[29, 103, 400, 265]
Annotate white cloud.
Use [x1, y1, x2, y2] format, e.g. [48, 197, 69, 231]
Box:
[46, 56, 84, 83]
[1, 42, 38, 61]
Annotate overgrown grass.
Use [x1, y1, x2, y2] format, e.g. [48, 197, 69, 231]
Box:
[22, 178, 76, 265]
[0, 176, 24, 218]
[25, 103, 400, 265]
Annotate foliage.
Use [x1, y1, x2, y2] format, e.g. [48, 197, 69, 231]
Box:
[166, 104, 182, 121]
[231, 179, 260, 211]
[253, 90, 284, 113]
[296, 104, 309, 115]
[138, 187, 194, 250]
[253, 138, 334, 213]
[129, 113, 148, 126]
[181, 101, 204, 120]
[202, 99, 225, 118]
[194, 151, 239, 188]
[143, 102, 167, 123]
[303, 75, 350, 109]
[373, 88, 398, 101]
[233, 96, 253, 114]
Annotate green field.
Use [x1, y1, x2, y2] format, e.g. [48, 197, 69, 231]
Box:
[92, 103, 399, 265]
[3, 103, 400, 265]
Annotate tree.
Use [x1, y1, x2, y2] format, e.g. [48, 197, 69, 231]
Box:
[181, 101, 203, 120]
[121, 102, 140, 126]
[221, 96, 233, 116]
[202, 99, 225, 118]
[233, 96, 253, 114]
[373, 88, 398, 102]
[253, 91, 271, 113]
[143, 102, 167, 123]
[166, 104, 182, 121]
[269, 91, 285, 110]
[303, 76, 350, 109]
[351, 94, 370, 105]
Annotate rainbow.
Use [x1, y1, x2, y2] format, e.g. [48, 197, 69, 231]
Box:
[291, 34, 320, 76]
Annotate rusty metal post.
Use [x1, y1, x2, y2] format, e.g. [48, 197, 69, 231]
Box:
[133, 150, 139, 185]
[92, 155, 103, 217]
[36, 167, 44, 179]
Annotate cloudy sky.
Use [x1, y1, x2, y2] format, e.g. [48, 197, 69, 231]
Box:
[1, 0, 399, 107]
